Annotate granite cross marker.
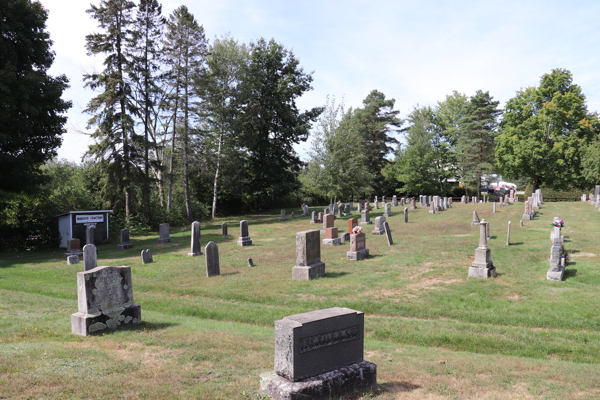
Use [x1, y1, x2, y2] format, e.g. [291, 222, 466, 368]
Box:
[71, 265, 141, 336]
[157, 223, 171, 243]
[83, 244, 97, 271]
[237, 220, 253, 246]
[189, 221, 202, 256]
[468, 220, 496, 279]
[117, 229, 133, 250]
[293, 230, 325, 280]
[260, 308, 377, 400]
[205, 241, 220, 277]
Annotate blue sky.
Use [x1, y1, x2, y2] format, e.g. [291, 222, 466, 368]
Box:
[44, 0, 600, 162]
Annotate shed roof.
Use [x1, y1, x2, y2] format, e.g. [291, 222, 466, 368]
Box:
[55, 210, 113, 218]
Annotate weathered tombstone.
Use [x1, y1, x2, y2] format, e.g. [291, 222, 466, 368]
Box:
[248, 258, 254, 267]
[486, 221, 491, 239]
[520, 220, 524, 226]
[310, 211, 317, 224]
[157, 223, 171, 243]
[547, 237, 565, 281]
[392, 195, 397, 206]
[85, 224, 96, 245]
[302, 204, 309, 216]
[374, 200, 379, 209]
[64, 238, 83, 258]
[348, 218, 357, 233]
[429, 201, 436, 214]
[493, 202, 496, 213]
[461, 195, 466, 204]
[188, 221, 202, 256]
[67, 255, 80, 265]
[293, 230, 325, 280]
[471, 211, 480, 226]
[317, 212, 323, 222]
[205, 241, 220, 277]
[448, 197, 453, 207]
[582, 194, 587, 202]
[336, 205, 343, 218]
[468, 220, 496, 279]
[323, 214, 334, 231]
[347, 230, 368, 260]
[141, 249, 153, 264]
[83, 244, 97, 271]
[221, 222, 228, 237]
[236, 220, 253, 246]
[117, 228, 133, 250]
[291, 211, 295, 219]
[371, 216, 385, 235]
[403, 207, 408, 223]
[323, 227, 341, 245]
[506, 221, 511, 245]
[411, 198, 417, 209]
[443, 197, 448, 209]
[359, 210, 372, 225]
[260, 308, 377, 400]
[340, 232, 351, 243]
[382, 196, 386, 204]
[383, 221, 393, 245]
[383, 203, 393, 218]
[280, 210, 287, 221]
[71, 265, 141, 336]
[522, 201, 532, 220]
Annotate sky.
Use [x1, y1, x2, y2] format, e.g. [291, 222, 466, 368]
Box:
[43, 0, 600, 163]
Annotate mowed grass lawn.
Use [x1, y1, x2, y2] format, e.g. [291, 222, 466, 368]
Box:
[1, 201, 600, 399]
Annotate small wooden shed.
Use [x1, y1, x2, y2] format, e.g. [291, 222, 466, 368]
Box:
[56, 210, 113, 248]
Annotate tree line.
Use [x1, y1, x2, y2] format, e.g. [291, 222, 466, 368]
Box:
[2, 0, 600, 251]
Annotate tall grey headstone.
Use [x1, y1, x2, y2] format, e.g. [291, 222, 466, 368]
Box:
[472, 211, 480, 226]
[141, 249, 153, 264]
[383, 203, 392, 218]
[310, 211, 317, 224]
[383, 221, 392, 245]
[71, 265, 141, 336]
[506, 221, 511, 245]
[359, 210, 372, 225]
[237, 220, 252, 246]
[468, 220, 496, 279]
[85, 224, 96, 245]
[403, 207, 408, 223]
[83, 244, 97, 271]
[117, 228, 132, 250]
[205, 241, 220, 277]
[221, 222, 228, 237]
[260, 308, 376, 400]
[157, 223, 171, 243]
[292, 230, 325, 280]
[371, 216, 385, 235]
[188, 221, 202, 256]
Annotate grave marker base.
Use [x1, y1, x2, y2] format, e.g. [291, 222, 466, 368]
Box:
[236, 236, 253, 246]
[347, 249, 369, 260]
[323, 238, 341, 246]
[522, 214, 532, 220]
[188, 251, 203, 256]
[260, 360, 377, 400]
[358, 221, 372, 225]
[64, 251, 83, 258]
[71, 304, 141, 336]
[371, 228, 385, 235]
[292, 262, 325, 280]
[547, 266, 564, 281]
[468, 266, 496, 279]
[117, 243, 132, 250]
[157, 238, 172, 243]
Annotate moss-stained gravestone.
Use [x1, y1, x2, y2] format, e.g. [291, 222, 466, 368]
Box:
[71, 266, 141, 336]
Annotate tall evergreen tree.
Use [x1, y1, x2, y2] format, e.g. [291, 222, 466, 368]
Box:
[353, 90, 403, 193]
[128, 0, 165, 215]
[236, 38, 322, 208]
[0, 0, 71, 195]
[164, 5, 207, 221]
[456, 90, 501, 199]
[84, 0, 137, 217]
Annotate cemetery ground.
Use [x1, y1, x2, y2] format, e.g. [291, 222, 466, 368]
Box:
[1, 202, 600, 400]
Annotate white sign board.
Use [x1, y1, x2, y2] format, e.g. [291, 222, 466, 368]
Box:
[75, 214, 104, 224]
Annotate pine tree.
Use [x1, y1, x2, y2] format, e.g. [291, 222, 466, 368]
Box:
[84, 0, 137, 217]
[456, 90, 501, 199]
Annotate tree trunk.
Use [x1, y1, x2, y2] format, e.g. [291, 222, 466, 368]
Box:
[211, 132, 223, 219]
[183, 50, 192, 222]
[143, 19, 150, 214]
[116, 8, 131, 218]
[168, 79, 180, 212]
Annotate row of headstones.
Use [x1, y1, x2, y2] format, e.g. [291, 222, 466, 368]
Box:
[425, 195, 452, 214]
[581, 185, 600, 208]
[523, 189, 543, 220]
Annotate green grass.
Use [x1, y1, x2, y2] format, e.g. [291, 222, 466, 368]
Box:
[1, 201, 600, 399]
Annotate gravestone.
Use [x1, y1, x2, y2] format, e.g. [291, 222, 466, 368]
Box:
[392, 195, 397, 206]
[117, 229, 133, 250]
[506, 221, 511, 245]
[383, 221, 392, 245]
[371, 216, 385, 235]
[448, 197, 453, 208]
[205, 241, 220, 277]
[336, 206, 343, 218]
[280, 210, 287, 221]
[382, 196, 386, 204]
[293, 230, 325, 280]
[347, 232, 369, 260]
[221, 222, 228, 237]
[64, 238, 83, 258]
[429, 201, 435, 214]
[248, 258, 254, 267]
[237, 220, 253, 246]
[383, 203, 392, 218]
[260, 308, 377, 400]
[302, 204, 309, 216]
[340, 232, 350, 243]
[157, 223, 171, 243]
[493, 202, 496, 213]
[443, 197, 448, 209]
[461, 195, 466, 204]
[83, 244, 97, 271]
[468, 220, 496, 279]
[291, 211, 295, 219]
[71, 265, 141, 336]
[141, 249, 153, 264]
[323, 214, 334, 231]
[310, 211, 317, 224]
[359, 210, 372, 225]
[374, 200, 379, 209]
[348, 218, 358, 233]
[404, 207, 408, 223]
[188, 221, 202, 256]
[85, 224, 96, 245]
[411, 198, 417, 209]
[547, 237, 566, 281]
[522, 201, 532, 220]
[472, 211, 480, 226]
[520, 220, 524, 227]
[317, 212, 323, 222]
[67, 255, 80, 265]
[582, 194, 587, 202]
[323, 227, 341, 245]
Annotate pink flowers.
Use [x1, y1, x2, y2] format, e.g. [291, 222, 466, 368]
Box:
[352, 226, 363, 234]
[551, 220, 564, 228]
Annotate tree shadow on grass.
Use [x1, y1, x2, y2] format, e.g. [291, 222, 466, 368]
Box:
[324, 271, 351, 278]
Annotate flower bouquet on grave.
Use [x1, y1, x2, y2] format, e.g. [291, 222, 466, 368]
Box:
[352, 226, 363, 234]
[551, 220, 565, 228]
